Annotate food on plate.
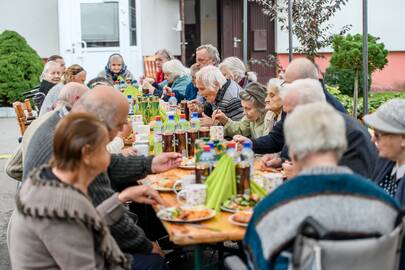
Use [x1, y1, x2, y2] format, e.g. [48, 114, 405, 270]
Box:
[158, 206, 214, 222]
[222, 194, 260, 211]
[148, 178, 176, 189]
[232, 211, 253, 224]
[180, 157, 195, 167]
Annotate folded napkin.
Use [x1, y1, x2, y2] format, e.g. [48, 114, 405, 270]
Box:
[205, 155, 237, 212]
[123, 85, 142, 98]
[250, 180, 267, 198]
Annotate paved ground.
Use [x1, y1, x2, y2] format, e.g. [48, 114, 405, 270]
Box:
[0, 118, 19, 270]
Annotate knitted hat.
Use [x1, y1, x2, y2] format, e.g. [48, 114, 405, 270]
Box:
[363, 99, 405, 134]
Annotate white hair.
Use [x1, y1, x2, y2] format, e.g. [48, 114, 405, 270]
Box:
[219, 57, 257, 83]
[40, 61, 61, 82]
[284, 102, 347, 161]
[162, 59, 190, 78]
[267, 78, 284, 94]
[281, 78, 326, 105]
[58, 82, 89, 106]
[196, 65, 227, 89]
[196, 44, 221, 65]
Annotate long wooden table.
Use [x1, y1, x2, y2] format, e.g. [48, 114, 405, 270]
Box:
[145, 167, 246, 269]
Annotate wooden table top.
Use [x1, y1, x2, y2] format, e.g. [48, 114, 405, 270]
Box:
[147, 167, 246, 246]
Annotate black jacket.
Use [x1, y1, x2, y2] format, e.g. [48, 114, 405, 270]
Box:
[254, 112, 377, 179]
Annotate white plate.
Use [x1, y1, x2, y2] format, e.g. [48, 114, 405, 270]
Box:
[228, 212, 252, 227]
[220, 205, 253, 213]
[139, 178, 179, 192]
[178, 164, 195, 170]
[157, 206, 216, 223]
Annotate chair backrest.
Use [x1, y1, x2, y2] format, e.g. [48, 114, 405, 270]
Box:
[143, 55, 157, 79]
[12, 100, 37, 136]
[244, 173, 402, 270]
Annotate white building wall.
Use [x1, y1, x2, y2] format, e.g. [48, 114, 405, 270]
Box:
[0, 0, 59, 58]
[140, 0, 181, 56]
[276, 0, 405, 53]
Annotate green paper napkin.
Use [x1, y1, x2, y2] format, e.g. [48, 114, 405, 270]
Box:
[205, 155, 237, 212]
[251, 180, 267, 198]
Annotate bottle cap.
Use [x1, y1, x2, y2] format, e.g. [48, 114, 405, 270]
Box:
[228, 141, 236, 148]
[168, 114, 174, 120]
[192, 112, 198, 118]
[155, 116, 161, 121]
[243, 141, 252, 148]
[180, 114, 186, 119]
[208, 142, 215, 149]
[203, 145, 211, 152]
[127, 95, 132, 99]
[171, 93, 175, 97]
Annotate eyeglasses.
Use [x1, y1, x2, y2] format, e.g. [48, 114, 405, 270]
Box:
[373, 130, 392, 140]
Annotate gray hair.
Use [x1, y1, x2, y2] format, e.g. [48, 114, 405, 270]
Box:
[73, 91, 117, 131]
[190, 63, 199, 77]
[219, 57, 257, 83]
[285, 58, 318, 80]
[162, 59, 190, 78]
[58, 82, 89, 106]
[239, 82, 267, 114]
[155, 49, 174, 61]
[267, 78, 284, 94]
[197, 44, 220, 65]
[282, 78, 326, 105]
[284, 102, 347, 161]
[40, 61, 61, 82]
[196, 65, 227, 89]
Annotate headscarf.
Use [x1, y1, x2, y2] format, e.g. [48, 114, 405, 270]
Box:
[104, 53, 129, 82]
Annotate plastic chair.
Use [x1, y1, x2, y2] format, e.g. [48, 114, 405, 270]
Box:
[143, 55, 157, 79]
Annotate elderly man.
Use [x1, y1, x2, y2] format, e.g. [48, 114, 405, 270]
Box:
[244, 103, 400, 269]
[190, 65, 244, 125]
[6, 82, 88, 181]
[22, 86, 182, 270]
[284, 57, 346, 113]
[196, 44, 220, 68]
[246, 79, 376, 178]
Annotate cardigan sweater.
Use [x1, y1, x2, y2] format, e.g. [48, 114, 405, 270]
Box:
[22, 107, 154, 254]
[9, 166, 131, 270]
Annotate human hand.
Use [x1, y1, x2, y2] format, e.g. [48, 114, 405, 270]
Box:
[151, 152, 183, 173]
[151, 241, 165, 257]
[120, 147, 137, 157]
[233, 135, 250, 151]
[200, 113, 214, 127]
[187, 99, 204, 114]
[118, 185, 166, 206]
[212, 109, 228, 125]
[261, 153, 282, 169]
[163, 86, 172, 96]
[282, 160, 297, 180]
[142, 81, 155, 94]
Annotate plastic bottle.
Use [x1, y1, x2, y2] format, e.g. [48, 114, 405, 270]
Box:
[168, 93, 178, 112]
[190, 112, 201, 130]
[226, 141, 239, 162]
[178, 114, 189, 130]
[195, 145, 214, 183]
[127, 95, 134, 115]
[175, 114, 187, 155]
[119, 80, 126, 92]
[162, 114, 176, 152]
[114, 80, 120, 91]
[240, 141, 255, 189]
[208, 141, 217, 166]
[132, 79, 139, 90]
[154, 116, 163, 155]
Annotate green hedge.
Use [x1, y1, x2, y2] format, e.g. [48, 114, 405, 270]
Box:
[0, 30, 44, 106]
[327, 85, 405, 117]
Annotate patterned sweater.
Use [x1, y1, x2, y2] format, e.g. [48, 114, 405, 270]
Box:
[22, 108, 154, 254]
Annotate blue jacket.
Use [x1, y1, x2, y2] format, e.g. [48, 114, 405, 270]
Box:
[162, 75, 191, 102]
[185, 82, 198, 101]
[244, 172, 400, 270]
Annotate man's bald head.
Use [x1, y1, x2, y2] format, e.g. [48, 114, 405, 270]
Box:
[284, 58, 318, 83]
[72, 85, 128, 139]
[58, 82, 88, 107]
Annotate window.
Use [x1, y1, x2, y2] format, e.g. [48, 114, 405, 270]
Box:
[129, 0, 137, 46]
[80, 2, 120, 47]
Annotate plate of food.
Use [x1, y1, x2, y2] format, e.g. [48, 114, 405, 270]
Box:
[139, 177, 178, 192]
[157, 206, 216, 223]
[178, 157, 195, 169]
[221, 194, 260, 213]
[228, 211, 253, 227]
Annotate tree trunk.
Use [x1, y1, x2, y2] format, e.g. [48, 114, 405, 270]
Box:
[352, 70, 359, 118]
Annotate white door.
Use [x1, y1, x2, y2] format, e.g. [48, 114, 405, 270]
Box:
[58, 0, 143, 81]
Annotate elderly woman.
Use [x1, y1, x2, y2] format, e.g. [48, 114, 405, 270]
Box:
[189, 65, 243, 126]
[38, 61, 63, 96]
[213, 82, 268, 139]
[8, 112, 164, 269]
[219, 57, 257, 88]
[40, 64, 87, 115]
[98, 53, 134, 84]
[142, 49, 174, 96]
[244, 102, 400, 270]
[364, 99, 405, 205]
[160, 59, 191, 101]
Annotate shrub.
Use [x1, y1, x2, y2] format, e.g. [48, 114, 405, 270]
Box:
[0, 30, 44, 106]
[324, 65, 370, 97]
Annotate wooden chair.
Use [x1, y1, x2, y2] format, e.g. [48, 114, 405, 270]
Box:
[143, 55, 157, 79]
[13, 99, 37, 136]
